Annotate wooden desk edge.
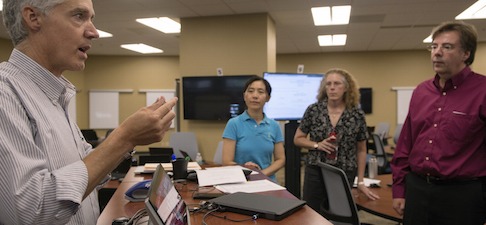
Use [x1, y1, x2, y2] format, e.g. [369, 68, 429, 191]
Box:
[97, 166, 332, 225]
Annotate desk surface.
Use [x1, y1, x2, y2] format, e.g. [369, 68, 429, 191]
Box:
[353, 174, 403, 222]
[97, 167, 331, 225]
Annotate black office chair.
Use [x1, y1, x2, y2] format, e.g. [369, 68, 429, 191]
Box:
[317, 162, 368, 225]
[81, 129, 100, 147]
[111, 157, 132, 180]
[393, 124, 403, 146]
[138, 154, 172, 165]
[148, 147, 173, 156]
[81, 129, 98, 141]
[371, 134, 392, 174]
[105, 128, 114, 138]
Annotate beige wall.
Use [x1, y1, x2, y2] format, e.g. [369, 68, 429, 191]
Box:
[2, 37, 486, 160]
[179, 14, 277, 159]
[0, 38, 13, 61]
[278, 51, 432, 133]
[81, 55, 180, 148]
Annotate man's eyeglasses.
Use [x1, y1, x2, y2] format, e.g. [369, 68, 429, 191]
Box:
[427, 44, 456, 52]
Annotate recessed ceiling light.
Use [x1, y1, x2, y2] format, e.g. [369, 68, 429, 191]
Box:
[121, 43, 163, 54]
[318, 34, 347, 46]
[136, 17, 181, 33]
[423, 35, 432, 43]
[97, 30, 113, 38]
[456, 0, 486, 20]
[312, 5, 351, 26]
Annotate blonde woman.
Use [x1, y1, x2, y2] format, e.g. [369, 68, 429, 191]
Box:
[294, 68, 379, 212]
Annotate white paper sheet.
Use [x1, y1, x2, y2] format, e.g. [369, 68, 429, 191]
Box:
[215, 180, 286, 193]
[195, 167, 247, 186]
[353, 177, 381, 187]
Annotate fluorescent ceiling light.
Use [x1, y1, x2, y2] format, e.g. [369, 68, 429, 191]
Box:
[97, 30, 113, 38]
[136, 17, 181, 33]
[318, 34, 347, 46]
[0, 0, 3, 11]
[456, 0, 486, 20]
[312, 5, 351, 26]
[423, 35, 432, 43]
[121, 43, 163, 54]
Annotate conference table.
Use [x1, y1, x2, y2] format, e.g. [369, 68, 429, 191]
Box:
[97, 166, 332, 225]
[353, 174, 403, 223]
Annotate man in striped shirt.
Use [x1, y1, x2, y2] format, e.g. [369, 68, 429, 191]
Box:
[0, 0, 177, 224]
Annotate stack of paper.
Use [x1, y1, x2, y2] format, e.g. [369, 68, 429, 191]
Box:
[215, 180, 286, 193]
[195, 166, 285, 193]
[195, 167, 247, 186]
[134, 162, 202, 174]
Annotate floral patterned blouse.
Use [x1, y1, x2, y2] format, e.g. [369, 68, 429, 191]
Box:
[299, 99, 368, 172]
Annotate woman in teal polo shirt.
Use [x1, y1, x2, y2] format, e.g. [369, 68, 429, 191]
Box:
[222, 76, 285, 181]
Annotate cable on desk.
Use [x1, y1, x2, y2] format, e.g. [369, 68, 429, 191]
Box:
[127, 208, 148, 225]
[201, 204, 259, 225]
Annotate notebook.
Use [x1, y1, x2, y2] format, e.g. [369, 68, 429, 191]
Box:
[144, 164, 191, 225]
[209, 192, 306, 221]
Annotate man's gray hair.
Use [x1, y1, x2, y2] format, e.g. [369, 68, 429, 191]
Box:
[2, 0, 66, 46]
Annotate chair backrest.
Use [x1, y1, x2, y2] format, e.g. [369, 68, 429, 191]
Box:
[148, 147, 174, 156]
[169, 132, 199, 160]
[372, 133, 387, 168]
[393, 124, 403, 144]
[81, 129, 98, 141]
[374, 122, 390, 140]
[138, 155, 172, 165]
[317, 162, 360, 225]
[105, 129, 114, 138]
[212, 141, 224, 165]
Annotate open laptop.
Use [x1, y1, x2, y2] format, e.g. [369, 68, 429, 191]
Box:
[209, 192, 306, 221]
[144, 164, 191, 225]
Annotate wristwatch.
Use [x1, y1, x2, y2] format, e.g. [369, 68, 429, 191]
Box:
[313, 142, 319, 149]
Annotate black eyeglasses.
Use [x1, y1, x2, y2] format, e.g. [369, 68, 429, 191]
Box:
[427, 43, 455, 52]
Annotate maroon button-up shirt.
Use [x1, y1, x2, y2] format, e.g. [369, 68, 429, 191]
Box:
[391, 66, 486, 198]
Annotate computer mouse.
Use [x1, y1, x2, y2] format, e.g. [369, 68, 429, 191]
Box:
[125, 179, 151, 202]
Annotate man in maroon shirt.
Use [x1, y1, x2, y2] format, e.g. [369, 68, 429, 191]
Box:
[391, 21, 486, 225]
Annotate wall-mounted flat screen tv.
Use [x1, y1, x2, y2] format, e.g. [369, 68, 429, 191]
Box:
[359, 87, 372, 114]
[263, 72, 324, 121]
[182, 75, 255, 120]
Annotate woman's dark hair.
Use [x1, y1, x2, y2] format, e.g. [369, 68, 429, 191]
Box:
[243, 75, 272, 96]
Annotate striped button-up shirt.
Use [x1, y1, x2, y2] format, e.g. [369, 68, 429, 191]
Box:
[0, 49, 99, 224]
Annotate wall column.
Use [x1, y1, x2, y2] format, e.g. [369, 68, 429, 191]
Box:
[178, 13, 276, 159]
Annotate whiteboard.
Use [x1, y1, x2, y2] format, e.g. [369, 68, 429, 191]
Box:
[392, 87, 415, 124]
[142, 89, 176, 128]
[89, 91, 119, 129]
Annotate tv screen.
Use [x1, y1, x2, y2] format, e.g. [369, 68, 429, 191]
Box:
[263, 72, 324, 121]
[359, 87, 372, 114]
[182, 75, 254, 120]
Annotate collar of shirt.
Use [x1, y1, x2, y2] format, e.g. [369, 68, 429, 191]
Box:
[241, 110, 270, 125]
[9, 49, 76, 109]
[433, 66, 472, 91]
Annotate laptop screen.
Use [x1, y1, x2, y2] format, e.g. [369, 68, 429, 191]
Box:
[145, 164, 190, 225]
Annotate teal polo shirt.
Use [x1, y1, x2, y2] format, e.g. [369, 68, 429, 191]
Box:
[222, 111, 284, 180]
